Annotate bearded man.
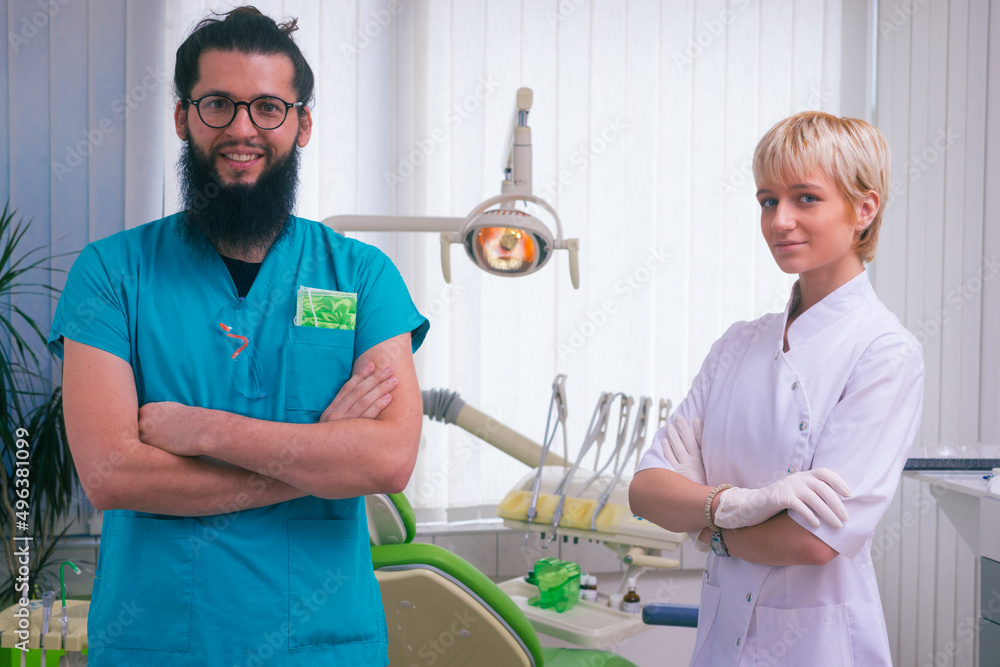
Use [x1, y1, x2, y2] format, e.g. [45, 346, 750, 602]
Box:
[47, 7, 427, 666]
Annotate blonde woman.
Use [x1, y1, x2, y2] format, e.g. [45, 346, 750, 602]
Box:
[630, 111, 924, 666]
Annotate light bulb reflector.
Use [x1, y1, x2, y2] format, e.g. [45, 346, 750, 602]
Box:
[461, 207, 554, 277]
[474, 226, 537, 274]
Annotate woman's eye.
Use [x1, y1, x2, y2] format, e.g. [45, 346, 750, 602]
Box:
[760, 198, 777, 208]
[800, 194, 818, 203]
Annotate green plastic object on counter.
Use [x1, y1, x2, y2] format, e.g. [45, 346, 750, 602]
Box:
[527, 557, 581, 613]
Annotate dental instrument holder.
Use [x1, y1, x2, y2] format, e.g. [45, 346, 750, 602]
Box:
[574, 394, 633, 499]
[544, 392, 615, 547]
[527, 557, 581, 613]
[526, 375, 569, 542]
[590, 397, 652, 531]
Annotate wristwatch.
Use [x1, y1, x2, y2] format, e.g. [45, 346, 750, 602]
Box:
[711, 529, 730, 557]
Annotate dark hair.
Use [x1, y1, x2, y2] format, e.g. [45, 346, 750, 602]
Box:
[174, 5, 314, 109]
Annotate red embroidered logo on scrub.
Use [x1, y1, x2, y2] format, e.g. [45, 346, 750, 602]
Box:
[219, 322, 249, 359]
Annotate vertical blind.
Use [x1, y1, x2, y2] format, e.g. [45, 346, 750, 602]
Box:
[870, 1, 998, 665]
[6, 0, 857, 517]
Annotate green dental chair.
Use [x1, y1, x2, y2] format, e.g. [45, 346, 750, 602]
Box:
[367, 493, 638, 667]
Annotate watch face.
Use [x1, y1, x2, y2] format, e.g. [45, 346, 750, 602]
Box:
[711, 532, 728, 557]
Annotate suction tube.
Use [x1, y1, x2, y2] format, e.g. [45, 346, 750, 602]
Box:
[422, 389, 568, 468]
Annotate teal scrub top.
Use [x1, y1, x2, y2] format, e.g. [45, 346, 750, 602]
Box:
[48, 214, 429, 666]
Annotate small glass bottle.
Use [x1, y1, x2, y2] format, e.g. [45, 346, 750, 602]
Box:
[582, 575, 598, 602]
[622, 579, 641, 614]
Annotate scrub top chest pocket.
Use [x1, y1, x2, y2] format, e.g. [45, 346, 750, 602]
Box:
[285, 325, 355, 412]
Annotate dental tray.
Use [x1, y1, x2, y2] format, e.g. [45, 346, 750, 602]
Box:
[498, 577, 648, 648]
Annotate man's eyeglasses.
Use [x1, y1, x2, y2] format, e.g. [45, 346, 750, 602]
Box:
[187, 94, 303, 131]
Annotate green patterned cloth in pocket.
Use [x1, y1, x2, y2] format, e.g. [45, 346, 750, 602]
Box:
[295, 286, 357, 330]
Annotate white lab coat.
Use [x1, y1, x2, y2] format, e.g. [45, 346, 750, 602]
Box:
[638, 271, 924, 666]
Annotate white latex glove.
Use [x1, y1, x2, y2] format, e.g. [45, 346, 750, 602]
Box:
[660, 415, 706, 485]
[713, 468, 853, 530]
[659, 416, 710, 551]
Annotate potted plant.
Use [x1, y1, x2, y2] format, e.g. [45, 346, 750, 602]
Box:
[0, 201, 81, 604]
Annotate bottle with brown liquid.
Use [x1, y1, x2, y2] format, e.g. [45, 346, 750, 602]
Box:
[622, 580, 641, 614]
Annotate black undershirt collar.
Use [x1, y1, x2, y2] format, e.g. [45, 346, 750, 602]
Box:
[219, 254, 262, 298]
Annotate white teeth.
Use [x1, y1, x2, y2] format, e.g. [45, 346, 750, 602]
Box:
[225, 154, 257, 162]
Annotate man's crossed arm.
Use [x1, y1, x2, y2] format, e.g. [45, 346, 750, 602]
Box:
[62, 333, 421, 517]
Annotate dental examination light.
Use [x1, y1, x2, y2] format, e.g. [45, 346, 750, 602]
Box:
[322, 88, 580, 288]
[441, 88, 580, 287]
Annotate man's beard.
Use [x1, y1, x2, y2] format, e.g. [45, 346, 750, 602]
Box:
[178, 139, 300, 258]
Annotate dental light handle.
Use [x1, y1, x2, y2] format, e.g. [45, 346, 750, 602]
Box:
[565, 239, 580, 289]
[440, 232, 453, 283]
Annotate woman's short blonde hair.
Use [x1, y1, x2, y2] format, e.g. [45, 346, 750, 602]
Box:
[752, 111, 890, 263]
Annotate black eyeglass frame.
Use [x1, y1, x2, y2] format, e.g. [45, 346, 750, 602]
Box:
[186, 94, 305, 130]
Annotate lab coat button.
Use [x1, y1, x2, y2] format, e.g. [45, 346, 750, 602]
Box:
[798, 421, 807, 431]
[746, 593, 752, 602]
[791, 381, 798, 390]
[787, 467, 796, 474]
[736, 637, 741, 647]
